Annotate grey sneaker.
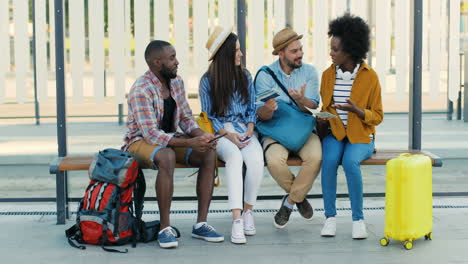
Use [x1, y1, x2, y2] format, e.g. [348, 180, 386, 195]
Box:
[296, 198, 313, 220]
[274, 195, 293, 229]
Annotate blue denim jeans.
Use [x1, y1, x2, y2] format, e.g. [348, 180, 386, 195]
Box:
[321, 134, 374, 221]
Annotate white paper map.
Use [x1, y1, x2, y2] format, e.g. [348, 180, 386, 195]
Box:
[304, 106, 337, 119]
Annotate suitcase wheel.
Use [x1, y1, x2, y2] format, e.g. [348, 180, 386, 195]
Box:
[403, 241, 413, 250]
[380, 237, 389, 246]
[424, 232, 433, 240]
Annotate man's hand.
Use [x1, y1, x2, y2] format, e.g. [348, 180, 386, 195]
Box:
[188, 133, 215, 152]
[264, 98, 278, 111]
[288, 82, 306, 102]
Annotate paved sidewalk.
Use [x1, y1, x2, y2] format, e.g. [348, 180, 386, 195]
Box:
[1, 198, 467, 264]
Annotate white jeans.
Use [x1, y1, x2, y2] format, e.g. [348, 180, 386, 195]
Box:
[216, 122, 264, 210]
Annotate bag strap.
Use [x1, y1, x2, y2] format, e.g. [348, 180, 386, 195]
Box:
[214, 153, 220, 187]
[134, 168, 146, 220]
[101, 221, 128, 253]
[262, 141, 281, 166]
[65, 224, 86, 250]
[254, 66, 299, 108]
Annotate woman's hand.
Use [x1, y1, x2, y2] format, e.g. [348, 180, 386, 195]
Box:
[331, 99, 365, 119]
[242, 123, 255, 142]
[225, 132, 248, 149]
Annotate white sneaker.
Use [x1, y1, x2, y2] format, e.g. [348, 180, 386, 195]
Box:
[231, 219, 247, 244]
[243, 210, 256, 236]
[352, 220, 368, 239]
[321, 217, 336, 237]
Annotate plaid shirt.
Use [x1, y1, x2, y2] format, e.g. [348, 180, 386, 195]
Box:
[123, 70, 199, 150]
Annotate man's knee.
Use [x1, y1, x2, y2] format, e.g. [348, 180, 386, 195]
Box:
[301, 148, 322, 164]
[154, 148, 176, 170]
[200, 148, 217, 167]
[266, 153, 288, 173]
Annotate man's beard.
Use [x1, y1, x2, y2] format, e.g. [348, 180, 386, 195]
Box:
[160, 64, 177, 79]
[285, 57, 302, 69]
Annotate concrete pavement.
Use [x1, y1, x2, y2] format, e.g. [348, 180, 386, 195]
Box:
[1, 198, 468, 263]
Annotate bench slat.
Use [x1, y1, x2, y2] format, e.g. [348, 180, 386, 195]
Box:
[50, 149, 442, 173]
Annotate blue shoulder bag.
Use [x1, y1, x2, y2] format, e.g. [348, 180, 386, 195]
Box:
[254, 66, 316, 152]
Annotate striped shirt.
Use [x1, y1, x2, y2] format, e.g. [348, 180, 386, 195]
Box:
[122, 70, 198, 150]
[199, 71, 257, 134]
[333, 64, 359, 126]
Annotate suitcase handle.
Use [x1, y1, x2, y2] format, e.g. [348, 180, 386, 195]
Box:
[399, 153, 411, 157]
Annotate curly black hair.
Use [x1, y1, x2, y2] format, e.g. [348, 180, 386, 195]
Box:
[328, 13, 370, 63]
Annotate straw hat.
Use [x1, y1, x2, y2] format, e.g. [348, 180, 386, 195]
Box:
[206, 26, 233, 61]
[272, 28, 303, 55]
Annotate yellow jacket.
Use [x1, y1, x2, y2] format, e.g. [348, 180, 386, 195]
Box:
[320, 62, 383, 144]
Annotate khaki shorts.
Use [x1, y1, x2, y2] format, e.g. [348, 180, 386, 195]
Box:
[127, 140, 192, 169]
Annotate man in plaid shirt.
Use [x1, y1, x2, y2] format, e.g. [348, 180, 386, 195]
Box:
[123, 40, 224, 248]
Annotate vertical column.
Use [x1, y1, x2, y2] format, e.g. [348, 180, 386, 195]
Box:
[247, 0, 264, 74]
[174, 0, 189, 79]
[0, 1, 10, 103]
[266, 0, 274, 62]
[109, 0, 126, 103]
[154, 0, 170, 40]
[332, 0, 348, 18]
[135, 0, 150, 76]
[208, 0, 216, 29]
[34, 0, 48, 103]
[274, 0, 285, 33]
[218, 0, 234, 28]
[237, 0, 247, 65]
[312, 0, 329, 74]
[422, 0, 429, 71]
[193, 0, 208, 81]
[293, 0, 308, 59]
[69, 0, 85, 103]
[350, 0, 368, 21]
[89, 0, 105, 103]
[409, 0, 423, 150]
[54, 0, 68, 225]
[448, 0, 460, 103]
[13, 0, 29, 104]
[464, 50, 468, 122]
[49, 0, 55, 71]
[429, 0, 441, 100]
[395, 0, 409, 100]
[375, 0, 390, 92]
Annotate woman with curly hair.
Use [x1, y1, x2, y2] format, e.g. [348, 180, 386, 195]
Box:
[199, 26, 264, 244]
[318, 14, 383, 239]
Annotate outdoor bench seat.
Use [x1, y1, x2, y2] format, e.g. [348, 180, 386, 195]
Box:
[49, 149, 442, 224]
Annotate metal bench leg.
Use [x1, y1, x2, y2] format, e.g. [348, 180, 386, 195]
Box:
[56, 171, 67, 225]
[64, 171, 69, 219]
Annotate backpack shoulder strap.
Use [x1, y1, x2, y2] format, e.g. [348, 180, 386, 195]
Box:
[133, 168, 146, 220]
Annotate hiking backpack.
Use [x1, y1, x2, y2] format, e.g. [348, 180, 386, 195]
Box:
[65, 148, 160, 253]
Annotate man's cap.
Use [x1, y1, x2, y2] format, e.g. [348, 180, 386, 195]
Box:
[272, 28, 303, 55]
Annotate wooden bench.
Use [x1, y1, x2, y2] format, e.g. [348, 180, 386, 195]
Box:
[49, 149, 442, 224]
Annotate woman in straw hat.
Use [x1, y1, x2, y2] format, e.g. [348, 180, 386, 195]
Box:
[199, 26, 264, 244]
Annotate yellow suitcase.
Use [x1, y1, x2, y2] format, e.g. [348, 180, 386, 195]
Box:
[380, 153, 433, 250]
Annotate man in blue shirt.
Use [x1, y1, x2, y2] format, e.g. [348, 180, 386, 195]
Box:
[255, 28, 322, 229]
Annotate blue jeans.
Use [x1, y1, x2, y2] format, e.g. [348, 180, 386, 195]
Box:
[321, 134, 374, 221]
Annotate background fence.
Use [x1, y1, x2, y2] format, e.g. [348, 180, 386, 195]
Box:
[0, 0, 463, 113]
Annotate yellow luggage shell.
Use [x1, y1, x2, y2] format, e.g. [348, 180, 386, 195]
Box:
[384, 153, 432, 244]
